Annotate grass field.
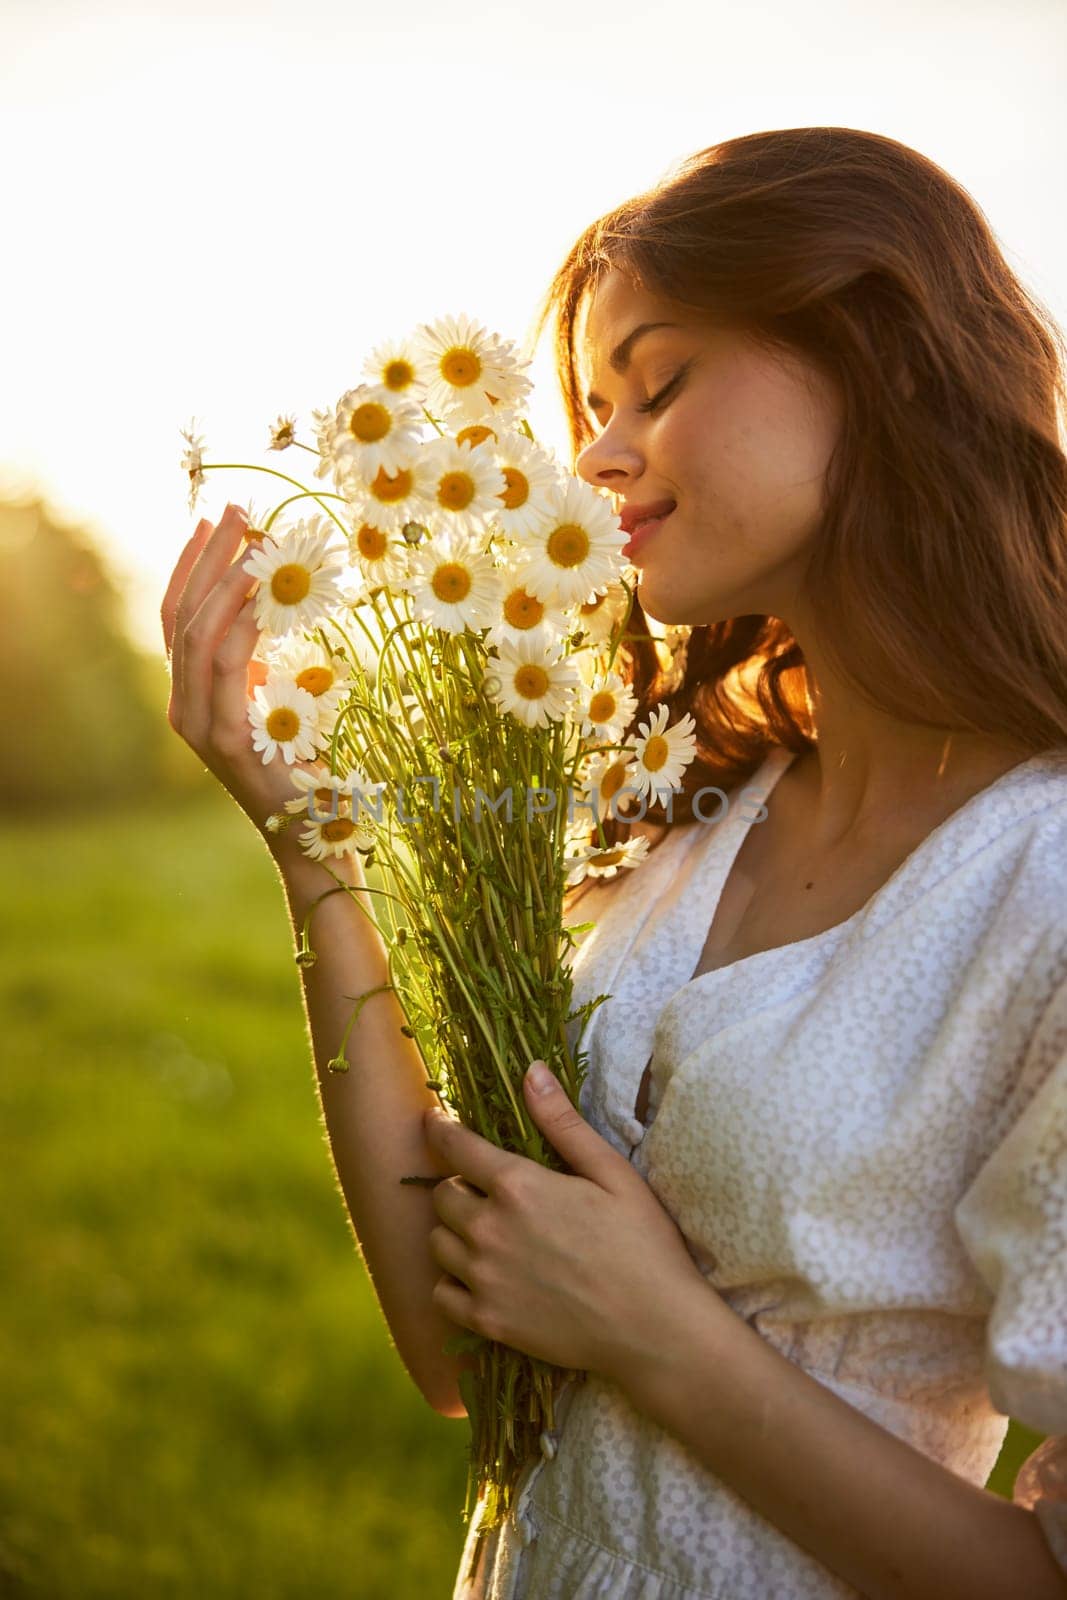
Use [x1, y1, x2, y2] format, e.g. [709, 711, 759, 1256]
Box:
[0, 787, 1040, 1597]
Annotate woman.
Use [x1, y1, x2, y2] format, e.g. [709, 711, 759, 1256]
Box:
[162, 126, 1067, 1598]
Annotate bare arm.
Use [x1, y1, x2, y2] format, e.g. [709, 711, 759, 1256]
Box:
[272, 840, 474, 1416]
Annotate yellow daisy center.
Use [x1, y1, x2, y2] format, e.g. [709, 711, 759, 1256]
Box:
[314, 786, 340, 810]
[383, 359, 415, 389]
[456, 424, 496, 449]
[432, 562, 472, 603]
[271, 564, 311, 604]
[441, 347, 482, 388]
[546, 522, 590, 569]
[502, 588, 544, 629]
[321, 817, 357, 843]
[348, 402, 392, 443]
[579, 594, 605, 617]
[514, 663, 550, 700]
[296, 666, 333, 697]
[588, 690, 617, 723]
[600, 760, 629, 802]
[371, 467, 413, 504]
[642, 734, 669, 772]
[499, 466, 529, 510]
[266, 707, 300, 741]
[590, 848, 626, 868]
[356, 523, 388, 560]
[437, 470, 476, 512]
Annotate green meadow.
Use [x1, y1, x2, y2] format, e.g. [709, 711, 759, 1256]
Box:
[0, 787, 1040, 1597]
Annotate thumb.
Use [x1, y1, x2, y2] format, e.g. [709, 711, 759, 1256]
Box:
[523, 1060, 626, 1188]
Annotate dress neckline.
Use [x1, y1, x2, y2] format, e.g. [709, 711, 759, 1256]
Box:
[660, 744, 1063, 1020]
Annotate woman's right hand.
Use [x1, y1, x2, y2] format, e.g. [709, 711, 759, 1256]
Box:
[160, 503, 330, 865]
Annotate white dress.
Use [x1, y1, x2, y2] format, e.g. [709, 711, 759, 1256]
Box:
[454, 743, 1067, 1599]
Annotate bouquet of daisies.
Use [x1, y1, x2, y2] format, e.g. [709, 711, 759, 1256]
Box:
[179, 312, 698, 1544]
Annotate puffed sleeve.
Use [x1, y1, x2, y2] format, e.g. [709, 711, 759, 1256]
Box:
[953, 969, 1067, 1574]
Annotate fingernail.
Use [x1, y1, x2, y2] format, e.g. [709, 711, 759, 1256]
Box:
[526, 1060, 553, 1093]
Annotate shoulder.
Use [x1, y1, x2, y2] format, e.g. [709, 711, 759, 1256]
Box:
[992, 758, 1067, 930]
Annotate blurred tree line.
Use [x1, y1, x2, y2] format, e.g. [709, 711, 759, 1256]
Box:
[0, 493, 213, 814]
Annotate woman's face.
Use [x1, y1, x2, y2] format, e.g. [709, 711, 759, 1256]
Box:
[574, 267, 843, 627]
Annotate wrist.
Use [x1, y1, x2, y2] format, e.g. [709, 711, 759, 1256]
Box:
[269, 833, 363, 897]
[613, 1274, 739, 1422]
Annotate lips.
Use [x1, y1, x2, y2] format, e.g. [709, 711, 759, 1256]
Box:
[619, 498, 677, 535]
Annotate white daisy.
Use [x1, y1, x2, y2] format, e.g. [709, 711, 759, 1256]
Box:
[570, 669, 639, 742]
[283, 764, 386, 822]
[267, 636, 354, 738]
[243, 498, 279, 546]
[326, 383, 425, 484]
[629, 704, 698, 804]
[298, 809, 378, 862]
[348, 517, 413, 593]
[342, 448, 437, 534]
[268, 413, 297, 451]
[575, 748, 643, 822]
[657, 623, 694, 693]
[403, 532, 502, 635]
[311, 406, 336, 481]
[481, 332, 536, 422]
[566, 642, 611, 691]
[571, 575, 633, 647]
[242, 516, 347, 638]
[417, 435, 508, 540]
[179, 419, 206, 513]
[248, 676, 321, 765]
[485, 430, 563, 540]
[565, 834, 651, 885]
[483, 637, 580, 729]
[511, 478, 630, 609]
[483, 565, 570, 655]
[413, 313, 533, 426]
[452, 421, 500, 451]
[361, 334, 429, 405]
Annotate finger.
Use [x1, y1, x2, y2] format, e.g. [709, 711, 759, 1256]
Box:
[208, 592, 265, 748]
[431, 1174, 489, 1239]
[161, 517, 213, 656]
[429, 1222, 475, 1286]
[173, 502, 252, 710]
[179, 558, 260, 748]
[171, 505, 252, 728]
[423, 1110, 512, 1198]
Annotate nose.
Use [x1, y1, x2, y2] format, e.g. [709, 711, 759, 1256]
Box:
[575, 428, 642, 502]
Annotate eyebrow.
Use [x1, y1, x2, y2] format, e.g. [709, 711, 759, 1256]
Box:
[584, 321, 679, 410]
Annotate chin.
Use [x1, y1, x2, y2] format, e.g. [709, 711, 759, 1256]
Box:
[635, 567, 740, 630]
[634, 576, 704, 629]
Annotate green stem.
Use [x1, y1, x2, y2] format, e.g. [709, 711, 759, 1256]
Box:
[200, 462, 350, 540]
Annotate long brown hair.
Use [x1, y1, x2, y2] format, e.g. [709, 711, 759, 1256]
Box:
[530, 127, 1067, 878]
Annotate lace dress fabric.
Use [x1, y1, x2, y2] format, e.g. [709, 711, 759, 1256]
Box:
[454, 744, 1067, 1598]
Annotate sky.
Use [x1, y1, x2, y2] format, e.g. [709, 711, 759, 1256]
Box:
[3, 0, 1065, 655]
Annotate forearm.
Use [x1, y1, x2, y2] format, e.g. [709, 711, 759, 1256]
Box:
[619, 1279, 1067, 1600]
[271, 839, 471, 1417]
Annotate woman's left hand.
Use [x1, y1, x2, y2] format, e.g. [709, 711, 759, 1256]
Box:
[422, 1059, 710, 1383]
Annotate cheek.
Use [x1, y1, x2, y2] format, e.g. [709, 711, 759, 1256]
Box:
[683, 404, 830, 553]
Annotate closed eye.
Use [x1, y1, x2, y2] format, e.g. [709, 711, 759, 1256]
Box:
[636, 361, 693, 415]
